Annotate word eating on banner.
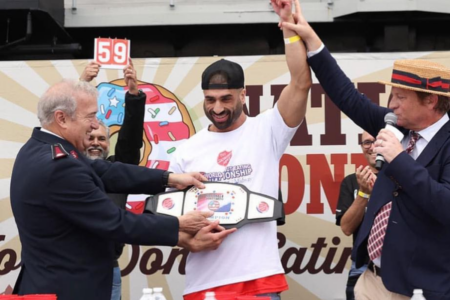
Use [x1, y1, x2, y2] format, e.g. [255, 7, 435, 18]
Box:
[94, 38, 130, 69]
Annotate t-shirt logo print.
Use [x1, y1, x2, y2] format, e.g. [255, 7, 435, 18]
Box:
[217, 150, 232, 166]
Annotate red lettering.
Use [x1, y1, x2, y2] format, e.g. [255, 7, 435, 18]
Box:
[307, 154, 347, 214]
[279, 154, 305, 215]
[351, 153, 368, 170]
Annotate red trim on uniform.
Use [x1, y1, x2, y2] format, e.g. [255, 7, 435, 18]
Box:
[70, 150, 78, 159]
[54, 146, 65, 158]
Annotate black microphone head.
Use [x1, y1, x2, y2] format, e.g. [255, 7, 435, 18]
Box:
[384, 112, 397, 125]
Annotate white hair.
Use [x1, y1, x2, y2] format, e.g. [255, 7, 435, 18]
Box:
[37, 79, 98, 127]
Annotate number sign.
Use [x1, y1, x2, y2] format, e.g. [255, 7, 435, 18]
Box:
[94, 38, 130, 69]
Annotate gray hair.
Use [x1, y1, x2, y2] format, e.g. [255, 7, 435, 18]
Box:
[98, 119, 110, 137]
[37, 79, 98, 127]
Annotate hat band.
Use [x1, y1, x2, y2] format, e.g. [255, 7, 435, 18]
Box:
[391, 69, 450, 93]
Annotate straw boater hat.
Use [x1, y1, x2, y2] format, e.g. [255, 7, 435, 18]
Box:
[379, 59, 450, 97]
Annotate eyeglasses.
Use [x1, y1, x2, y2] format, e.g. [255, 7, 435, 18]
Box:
[360, 139, 376, 149]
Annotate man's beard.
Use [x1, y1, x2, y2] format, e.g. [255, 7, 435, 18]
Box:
[204, 101, 243, 131]
[85, 146, 109, 160]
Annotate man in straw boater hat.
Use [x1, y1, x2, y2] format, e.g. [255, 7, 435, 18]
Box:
[277, 0, 450, 299]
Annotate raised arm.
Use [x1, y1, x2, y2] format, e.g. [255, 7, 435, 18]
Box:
[280, 0, 388, 136]
[114, 58, 146, 165]
[271, 0, 311, 128]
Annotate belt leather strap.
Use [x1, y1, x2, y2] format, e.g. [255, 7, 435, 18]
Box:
[368, 261, 382, 277]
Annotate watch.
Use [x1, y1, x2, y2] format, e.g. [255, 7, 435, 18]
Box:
[129, 89, 143, 96]
[162, 171, 173, 188]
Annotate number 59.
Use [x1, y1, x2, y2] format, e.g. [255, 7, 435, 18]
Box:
[95, 38, 130, 68]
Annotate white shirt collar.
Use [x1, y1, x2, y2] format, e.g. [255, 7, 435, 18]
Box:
[40, 128, 64, 140]
[416, 113, 449, 143]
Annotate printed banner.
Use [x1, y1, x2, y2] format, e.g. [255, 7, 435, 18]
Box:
[1, 51, 450, 299]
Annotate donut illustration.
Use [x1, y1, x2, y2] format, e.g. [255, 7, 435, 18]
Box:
[96, 79, 196, 213]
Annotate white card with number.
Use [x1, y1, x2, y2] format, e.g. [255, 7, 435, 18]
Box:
[94, 38, 130, 69]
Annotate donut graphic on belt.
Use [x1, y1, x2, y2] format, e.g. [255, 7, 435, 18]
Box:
[96, 79, 196, 213]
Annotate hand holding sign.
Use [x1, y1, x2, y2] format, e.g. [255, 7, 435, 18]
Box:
[79, 61, 101, 82]
[94, 38, 130, 69]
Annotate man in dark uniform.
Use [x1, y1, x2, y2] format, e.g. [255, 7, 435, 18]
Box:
[80, 59, 146, 300]
[10, 79, 236, 300]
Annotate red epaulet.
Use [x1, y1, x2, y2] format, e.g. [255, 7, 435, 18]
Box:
[51, 143, 69, 160]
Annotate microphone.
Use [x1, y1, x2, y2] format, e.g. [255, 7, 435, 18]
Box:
[375, 112, 403, 170]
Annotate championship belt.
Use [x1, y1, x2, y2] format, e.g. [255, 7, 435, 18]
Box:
[144, 182, 283, 229]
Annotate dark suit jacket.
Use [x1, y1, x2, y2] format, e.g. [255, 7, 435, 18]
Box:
[309, 47, 450, 300]
[10, 128, 179, 300]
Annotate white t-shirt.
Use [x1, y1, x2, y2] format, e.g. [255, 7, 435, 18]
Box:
[169, 104, 299, 294]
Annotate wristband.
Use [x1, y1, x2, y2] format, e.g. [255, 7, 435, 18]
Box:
[358, 190, 370, 199]
[284, 35, 301, 45]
